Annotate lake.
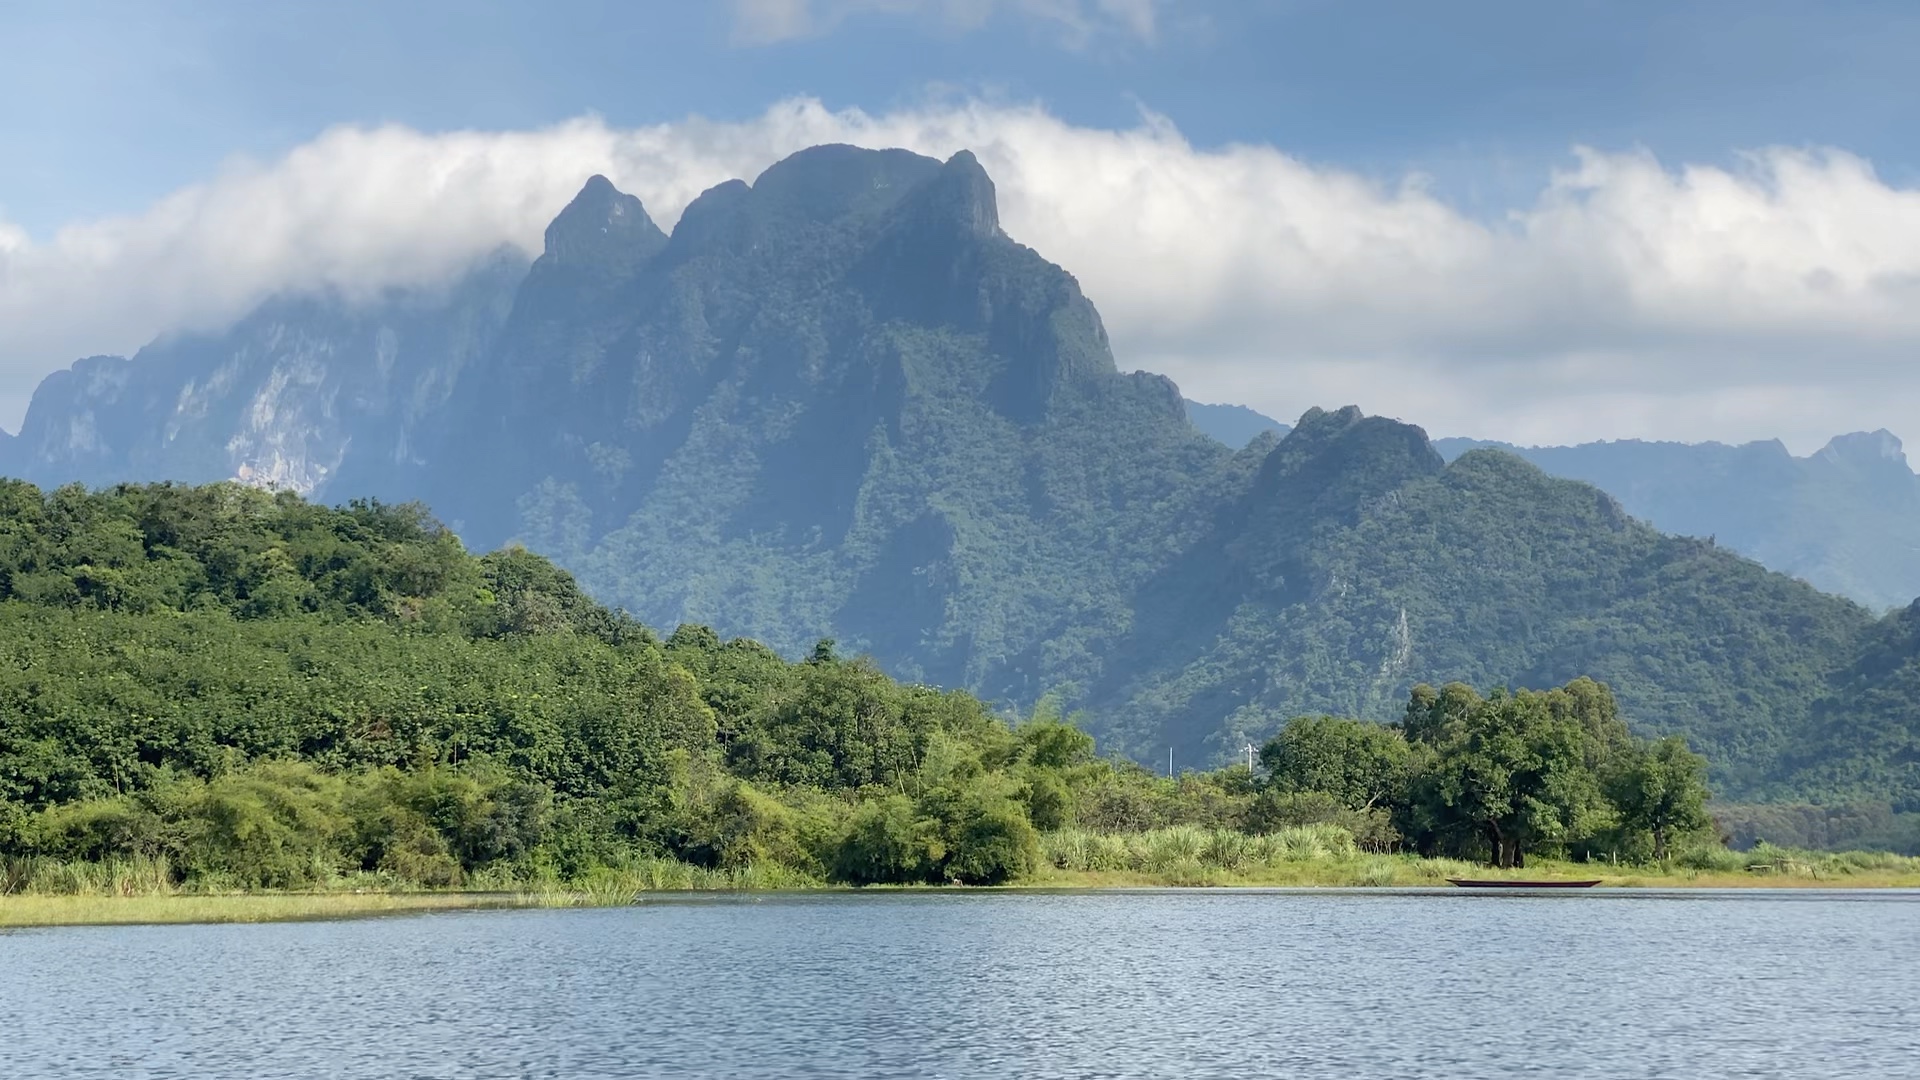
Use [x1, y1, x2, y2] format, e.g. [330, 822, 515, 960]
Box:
[3, 889, 1916, 1078]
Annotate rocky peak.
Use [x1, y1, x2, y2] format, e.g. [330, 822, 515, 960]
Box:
[1815, 429, 1911, 474]
[897, 150, 1001, 239]
[946, 150, 1000, 235]
[748, 144, 944, 225]
[1254, 406, 1444, 518]
[13, 355, 135, 464]
[541, 175, 666, 270]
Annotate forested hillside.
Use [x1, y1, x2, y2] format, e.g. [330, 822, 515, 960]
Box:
[0, 480, 1074, 887]
[1073, 408, 1895, 800]
[5, 479, 1793, 886]
[1434, 431, 1920, 611]
[1183, 404, 1920, 613]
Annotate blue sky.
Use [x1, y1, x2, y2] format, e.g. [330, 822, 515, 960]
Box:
[10, 0, 1919, 233]
[6, 0, 1920, 448]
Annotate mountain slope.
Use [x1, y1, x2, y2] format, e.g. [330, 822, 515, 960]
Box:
[1093, 407, 1874, 798]
[4, 252, 526, 501]
[1434, 433, 1920, 610]
[425, 145, 1239, 700]
[1787, 600, 1920, 805]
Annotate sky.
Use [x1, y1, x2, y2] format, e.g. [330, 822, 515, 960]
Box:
[5, 0, 1920, 450]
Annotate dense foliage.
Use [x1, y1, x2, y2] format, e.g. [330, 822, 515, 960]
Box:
[0, 481, 1283, 890]
[1260, 678, 1712, 866]
[1434, 431, 1920, 613]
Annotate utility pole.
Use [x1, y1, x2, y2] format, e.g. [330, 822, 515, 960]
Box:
[1245, 743, 1256, 775]
[1167, 746, 1173, 777]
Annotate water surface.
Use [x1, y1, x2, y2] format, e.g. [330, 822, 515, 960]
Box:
[3, 889, 1916, 1078]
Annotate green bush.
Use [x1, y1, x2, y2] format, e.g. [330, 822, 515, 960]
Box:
[688, 783, 806, 870]
[921, 782, 1039, 885]
[173, 762, 349, 889]
[832, 795, 937, 885]
[1019, 770, 1073, 832]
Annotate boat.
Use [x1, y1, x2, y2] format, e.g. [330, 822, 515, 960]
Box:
[1447, 878, 1601, 888]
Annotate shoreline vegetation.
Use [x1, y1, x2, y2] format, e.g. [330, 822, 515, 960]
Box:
[7, 483, 1918, 932]
[8, 835, 1918, 928]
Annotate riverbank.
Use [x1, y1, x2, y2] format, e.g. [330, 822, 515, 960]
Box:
[1025, 860, 1920, 890]
[8, 854, 1918, 928]
[0, 891, 559, 928]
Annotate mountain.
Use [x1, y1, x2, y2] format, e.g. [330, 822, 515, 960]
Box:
[5, 144, 1915, 804]
[1786, 598, 1920, 805]
[1433, 434, 1920, 611]
[425, 145, 1238, 703]
[1185, 400, 1290, 447]
[1093, 407, 1875, 798]
[3, 251, 525, 501]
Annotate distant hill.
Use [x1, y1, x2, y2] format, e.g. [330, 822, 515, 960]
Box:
[1184, 409, 1920, 612]
[1433, 434, 1920, 611]
[4, 144, 1915, 803]
[1184, 400, 1290, 447]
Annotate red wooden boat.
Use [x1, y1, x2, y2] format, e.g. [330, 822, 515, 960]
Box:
[1447, 878, 1601, 888]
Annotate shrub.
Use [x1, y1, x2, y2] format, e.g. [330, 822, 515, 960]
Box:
[832, 795, 937, 885]
[31, 796, 168, 863]
[173, 762, 349, 889]
[921, 782, 1039, 885]
[1020, 771, 1073, 832]
[684, 782, 805, 870]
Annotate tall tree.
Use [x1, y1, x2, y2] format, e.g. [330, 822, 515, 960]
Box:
[1609, 736, 1712, 859]
[1405, 683, 1615, 868]
[1259, 715, 1410, 811]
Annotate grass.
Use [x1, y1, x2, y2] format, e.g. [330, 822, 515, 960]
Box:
[7, 832, 1917, 928]
[1028, 826, 1920, 889]
[0, 891, 547, 928]
[0, 855, 828, 929]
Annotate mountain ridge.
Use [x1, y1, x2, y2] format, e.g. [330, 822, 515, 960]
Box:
[1174, 398, 1920, 611]
[1432, 431, 1920, 610]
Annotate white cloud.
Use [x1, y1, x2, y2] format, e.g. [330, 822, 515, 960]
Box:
[727, 0, 1165, 47]
[6, 97, 1920, 451]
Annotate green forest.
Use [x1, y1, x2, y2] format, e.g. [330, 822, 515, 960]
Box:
[11, 478, 1907, 898]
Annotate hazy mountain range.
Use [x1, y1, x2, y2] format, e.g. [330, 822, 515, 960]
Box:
[2, 144, 1915, 804]
[1183, 401, 1920, 613]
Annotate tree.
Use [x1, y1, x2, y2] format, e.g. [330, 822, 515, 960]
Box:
[1404, 684, 1614, 868]
[1260, 715, 1411, 811]
[832, 795, 938, 884]
[1609, 736, 1711, 859]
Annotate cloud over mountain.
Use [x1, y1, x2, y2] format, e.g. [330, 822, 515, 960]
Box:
[5, 96, 1920, 449]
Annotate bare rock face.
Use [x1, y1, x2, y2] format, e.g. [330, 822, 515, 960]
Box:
[6, 251, 525, 500]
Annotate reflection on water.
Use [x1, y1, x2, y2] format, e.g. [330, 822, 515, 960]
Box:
[3, 889, 1917, 1079]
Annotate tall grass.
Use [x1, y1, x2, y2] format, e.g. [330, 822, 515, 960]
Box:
[1663, 841, 1920, 880]
[538, 859, 823, 904]
[1042, 824, 1359, 876]
[2, 855, 179, 897]
[1, 852, 826, 905]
